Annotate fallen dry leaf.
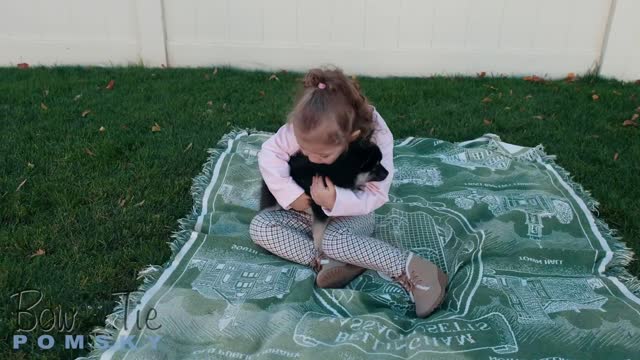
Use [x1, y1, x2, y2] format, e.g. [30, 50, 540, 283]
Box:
[632, 114, 639, 121]
[118, 197, 127, 207]
[99, 126, 106, 132]
[16, 179, 27, 192]
[613, 152, 619, 161]
[269, 74, 279, 81]
[27, 162, 34, 168]
[29, 248, 45, 258]
[483, 119, 492, 126]
[477, 71, 486, 78]
[81, 109, 91, 117]
[183, 142, 193, 152]
[525, 95, 533, 100]
[43, 89, 49, 96]
[259, 91, 265, 97]
[623, 119, 638, 127]
[84, 148, 95, 157]
[151, 123, 161, 132]
[565, 73, 576, 82]
[18, 63, 29, 69]
[105, 80, 115, 90]
[592, 94, 600, 101]
[532, 115, 544, 120]
[207, 100, 213, 106]
[74, 94, 82, 101]
[40, 103, 48, 111]
[524, 75, 544, 83]
[134, 200, 145, 207]
[482, 97, 492, 103]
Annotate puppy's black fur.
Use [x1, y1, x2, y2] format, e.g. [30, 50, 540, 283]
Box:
[260, 140, 389, 250]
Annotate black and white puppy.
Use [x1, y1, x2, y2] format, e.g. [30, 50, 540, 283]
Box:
[260, 140, 389, 251]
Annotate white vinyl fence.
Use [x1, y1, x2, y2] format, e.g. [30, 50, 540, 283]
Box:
[1, 0, 638, 80]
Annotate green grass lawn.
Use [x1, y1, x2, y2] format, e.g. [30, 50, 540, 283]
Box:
[1, 66, 639, 359]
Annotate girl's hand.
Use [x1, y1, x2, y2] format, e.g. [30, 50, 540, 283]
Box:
[290, 193, 312, 211]
[310, 176, 336, 210]
[365, 182, 380, 192]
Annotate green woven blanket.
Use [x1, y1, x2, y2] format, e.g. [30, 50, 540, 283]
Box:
[79, 130, 640, 360]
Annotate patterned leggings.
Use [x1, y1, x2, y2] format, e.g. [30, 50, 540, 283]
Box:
[249, 209, 408, 278]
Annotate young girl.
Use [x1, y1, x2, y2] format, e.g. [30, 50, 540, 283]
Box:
[249, 67, 447, 318]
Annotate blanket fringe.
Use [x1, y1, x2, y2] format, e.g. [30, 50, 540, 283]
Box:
[535, 144, 640, 296]
[481, 134, 640, 297]
[76, 128, 253, 359]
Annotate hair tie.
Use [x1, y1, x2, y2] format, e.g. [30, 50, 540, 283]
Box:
[317, 82, 326, 89]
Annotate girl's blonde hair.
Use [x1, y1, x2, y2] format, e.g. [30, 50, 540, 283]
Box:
[288, 67, 374, 146]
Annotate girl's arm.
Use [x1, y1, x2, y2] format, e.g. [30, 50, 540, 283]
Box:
[321, 110, 394, 217]
[258, 124, 306, 209]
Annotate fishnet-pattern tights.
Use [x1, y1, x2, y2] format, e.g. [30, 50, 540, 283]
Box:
[249, 209, 407, 278]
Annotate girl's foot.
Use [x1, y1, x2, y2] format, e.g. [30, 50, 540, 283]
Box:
[315, 258, 366, 288]
[394, 253, 448, 318]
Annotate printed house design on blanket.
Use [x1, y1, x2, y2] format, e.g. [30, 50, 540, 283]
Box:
[189, 250, 312, 329]
[436, 147, 512, 170]
[425, 134, 546, 171]
[440, 189, 573, 243]
[482, 275, 607, 324]
[393, 157, 443, 187]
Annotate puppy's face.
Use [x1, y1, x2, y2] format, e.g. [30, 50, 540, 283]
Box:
[353, 143, 389, 187]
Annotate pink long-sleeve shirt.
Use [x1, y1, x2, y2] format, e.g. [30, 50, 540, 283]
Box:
[258, 108, 394, 217]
